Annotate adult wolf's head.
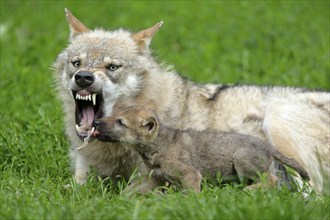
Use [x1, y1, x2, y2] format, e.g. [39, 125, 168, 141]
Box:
[54, 8, 163, 140]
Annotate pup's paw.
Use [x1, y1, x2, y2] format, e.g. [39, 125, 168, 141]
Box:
[123, 177, 159, 197]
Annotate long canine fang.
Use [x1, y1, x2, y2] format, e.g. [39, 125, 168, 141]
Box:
[92, 93, 97, 106]
[83, 127, 95, 144]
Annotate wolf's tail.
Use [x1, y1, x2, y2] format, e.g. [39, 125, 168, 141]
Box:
[272, 150, 309, 180]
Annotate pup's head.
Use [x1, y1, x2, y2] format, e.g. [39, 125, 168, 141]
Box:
[53, 8, 163, 140]
[92, 106, 159, 146]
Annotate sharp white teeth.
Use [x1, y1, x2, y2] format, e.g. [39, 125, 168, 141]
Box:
[75, 92, 96, 104]
[76, 124, 80, 132]
[92, 93, 97, 106]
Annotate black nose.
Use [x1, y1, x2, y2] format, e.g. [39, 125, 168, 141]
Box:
[75, 71, 94, 88]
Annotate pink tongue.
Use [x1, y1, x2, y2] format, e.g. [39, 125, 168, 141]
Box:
[81, 105, 94, 127]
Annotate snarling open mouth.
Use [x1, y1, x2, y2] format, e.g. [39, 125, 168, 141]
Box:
[73, 90, 103, 140]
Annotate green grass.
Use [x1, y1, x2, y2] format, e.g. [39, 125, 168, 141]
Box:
[1, 1, 329, 219]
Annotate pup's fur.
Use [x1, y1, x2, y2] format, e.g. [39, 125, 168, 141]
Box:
[93, 106, 309, 192]
[53, 9, 329, 193]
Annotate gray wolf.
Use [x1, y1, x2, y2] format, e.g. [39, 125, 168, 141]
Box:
[53, 8, 329, 193]
[92, 106, 309, 192]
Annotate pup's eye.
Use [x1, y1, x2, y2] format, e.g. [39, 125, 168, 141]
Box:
[106, 64, 122, 71]
[72, 60, 81, 68]
[116, 118, 127, 127]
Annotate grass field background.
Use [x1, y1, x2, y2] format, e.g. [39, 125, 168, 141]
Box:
[1, 1, 329, 219]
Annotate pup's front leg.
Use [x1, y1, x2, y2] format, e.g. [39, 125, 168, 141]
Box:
[243, 173, 279, 191]
[164, 160, 202, 193]
[181, 169, 203, 192]
[124, 175, 160, 196]
[70, 149, 89, 185]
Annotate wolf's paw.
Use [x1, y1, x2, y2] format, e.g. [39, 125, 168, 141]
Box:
[75, 172, 87, 185]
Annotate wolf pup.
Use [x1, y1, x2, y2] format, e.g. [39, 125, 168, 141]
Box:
[92, 106, 309, 192]
[53, 9, 329, 193]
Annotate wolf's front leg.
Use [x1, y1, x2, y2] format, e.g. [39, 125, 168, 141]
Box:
[70, 149, 90, 185]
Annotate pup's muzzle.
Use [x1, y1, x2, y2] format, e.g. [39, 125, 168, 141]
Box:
[92, 119, 116, 142]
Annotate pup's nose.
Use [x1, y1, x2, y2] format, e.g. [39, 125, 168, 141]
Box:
[92, 120, 102, 137]
[75, 71, 94, 88]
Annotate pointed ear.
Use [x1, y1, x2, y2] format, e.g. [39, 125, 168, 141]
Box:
[141, 117, 158, 135]
[65, 8, 90, 40]
[132, 21, 163, 53]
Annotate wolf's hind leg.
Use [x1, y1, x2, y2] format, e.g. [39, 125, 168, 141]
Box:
[262, 98, 330, 194]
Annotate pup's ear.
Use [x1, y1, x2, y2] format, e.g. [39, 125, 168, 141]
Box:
[141, 117, 158, 135]
[132, 21, 163, 53]
[65, 8, 89, 40]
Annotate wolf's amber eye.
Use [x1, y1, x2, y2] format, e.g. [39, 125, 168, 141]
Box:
[72, 60, 81, 68]
[106, 64, 122, 71]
